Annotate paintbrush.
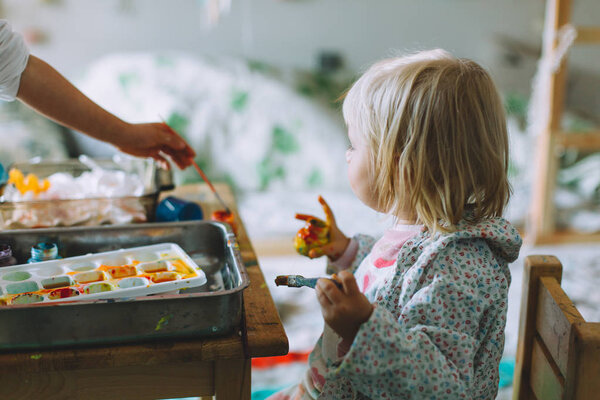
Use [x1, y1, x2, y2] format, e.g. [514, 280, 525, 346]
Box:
[275, 274, 343, 290]
[159, 117, 232, 215]
[190, 160, 232, 215]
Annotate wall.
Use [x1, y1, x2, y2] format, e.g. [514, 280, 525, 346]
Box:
[2, 0, 599, 97]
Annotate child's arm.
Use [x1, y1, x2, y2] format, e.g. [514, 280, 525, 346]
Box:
[329, 246, 507, 399]
[16, 55, 195, 169]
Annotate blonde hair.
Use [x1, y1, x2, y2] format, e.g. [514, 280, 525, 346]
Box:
[342, 49, 510, 233]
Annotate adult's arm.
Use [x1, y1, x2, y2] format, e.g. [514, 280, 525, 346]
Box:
[16, 55, 195, 168]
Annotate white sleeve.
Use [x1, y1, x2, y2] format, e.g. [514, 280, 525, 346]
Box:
[0, 20, 29, 102]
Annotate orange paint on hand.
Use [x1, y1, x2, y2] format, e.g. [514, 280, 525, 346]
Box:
[293, 214, 330, 256]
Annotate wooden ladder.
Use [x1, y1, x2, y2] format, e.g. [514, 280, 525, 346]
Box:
[528, 0, 600, 245]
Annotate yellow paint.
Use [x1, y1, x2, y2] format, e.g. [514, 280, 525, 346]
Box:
[155, 314, 172, 331]
[30, 354, 42, 360]
[260, 283, 267, 289]
[8, 168, 50, 195]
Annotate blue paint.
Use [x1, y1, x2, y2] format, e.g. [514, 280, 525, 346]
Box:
[28, 242, 60, 263]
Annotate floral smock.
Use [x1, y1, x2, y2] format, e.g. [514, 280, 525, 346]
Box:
[269, 217, 522, 400]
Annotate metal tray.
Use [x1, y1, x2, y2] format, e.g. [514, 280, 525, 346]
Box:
[0, 158, 174, 229]
[0, 221, 249, 350]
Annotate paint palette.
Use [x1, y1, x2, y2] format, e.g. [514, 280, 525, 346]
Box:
[0, 243, 206, 305]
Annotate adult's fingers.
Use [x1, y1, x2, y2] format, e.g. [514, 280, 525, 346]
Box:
[151, 151, 170, 170]
[160, 146, 193, 169]
[338, 270, 360, 295]
[160, 123, 197, 158]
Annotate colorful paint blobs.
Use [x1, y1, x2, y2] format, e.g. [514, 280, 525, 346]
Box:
[211, 210, 237, 234]
[84, 282, 113, 294]
[151, 272, 178, 283]
[48, 287, 80, 300]
[139, 261, 169, 273]
[172, 260, 193, 275]
[11, 293, 44, 304]
[0, 243, 205, 306]
[106, 265, 137, 279]
[293, 215, 330, 257]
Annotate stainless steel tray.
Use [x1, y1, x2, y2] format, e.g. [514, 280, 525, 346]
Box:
[0, 158, 174, 229]
[0, 221, 249, 350]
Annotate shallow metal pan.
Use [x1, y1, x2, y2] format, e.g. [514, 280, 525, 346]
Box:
[0, 220, 249, 350]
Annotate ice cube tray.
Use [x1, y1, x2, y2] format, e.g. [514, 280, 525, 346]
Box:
[0, 243, 206, 305]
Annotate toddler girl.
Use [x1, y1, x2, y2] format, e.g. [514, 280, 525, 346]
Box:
[270, 49, 522, 400]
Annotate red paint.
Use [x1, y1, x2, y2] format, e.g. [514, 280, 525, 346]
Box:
[106, 265, 136, 279]
[293, 214, 329, 256]
[49, 287, 79, 300]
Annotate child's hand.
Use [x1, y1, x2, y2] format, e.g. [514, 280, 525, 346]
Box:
[114, 122, 196, 170]
[295, 196, 350, 260]
[316, 270, 374, 342]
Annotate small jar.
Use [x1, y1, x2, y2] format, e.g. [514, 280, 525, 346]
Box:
[28, 242, 60, 263]
[0, 243, 17, 267]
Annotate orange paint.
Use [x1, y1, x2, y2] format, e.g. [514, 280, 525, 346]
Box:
[151, 272, 178, 283]
[0, 255, 203, 306]
[211, 210, 237, 235]
[103, 265, 137, 279]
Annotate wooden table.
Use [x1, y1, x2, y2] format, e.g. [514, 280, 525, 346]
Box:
[0, 183, 289, 400]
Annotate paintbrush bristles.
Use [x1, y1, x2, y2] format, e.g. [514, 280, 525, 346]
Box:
[274, 275, 289, 286]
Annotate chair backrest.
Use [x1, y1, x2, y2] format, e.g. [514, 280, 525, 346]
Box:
[513, 255, 600, 400]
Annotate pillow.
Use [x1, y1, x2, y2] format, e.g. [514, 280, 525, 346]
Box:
[74, 52, 349, 193]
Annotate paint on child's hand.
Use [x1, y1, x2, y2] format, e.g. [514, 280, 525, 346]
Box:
[294, 214, 330, 256]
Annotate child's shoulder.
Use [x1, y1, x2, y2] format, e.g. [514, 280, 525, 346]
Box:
[416, 216, 522, 264]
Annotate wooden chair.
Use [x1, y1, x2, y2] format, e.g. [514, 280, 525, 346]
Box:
[513, 255, 600, 399]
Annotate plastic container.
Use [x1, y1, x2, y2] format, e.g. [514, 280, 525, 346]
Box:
[0, 158, 173, 229]
[0, 244, 17, 267]
[28, 242, 60, 263]
[0, 243, 206, 305]
[155, 196, 203, 222]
